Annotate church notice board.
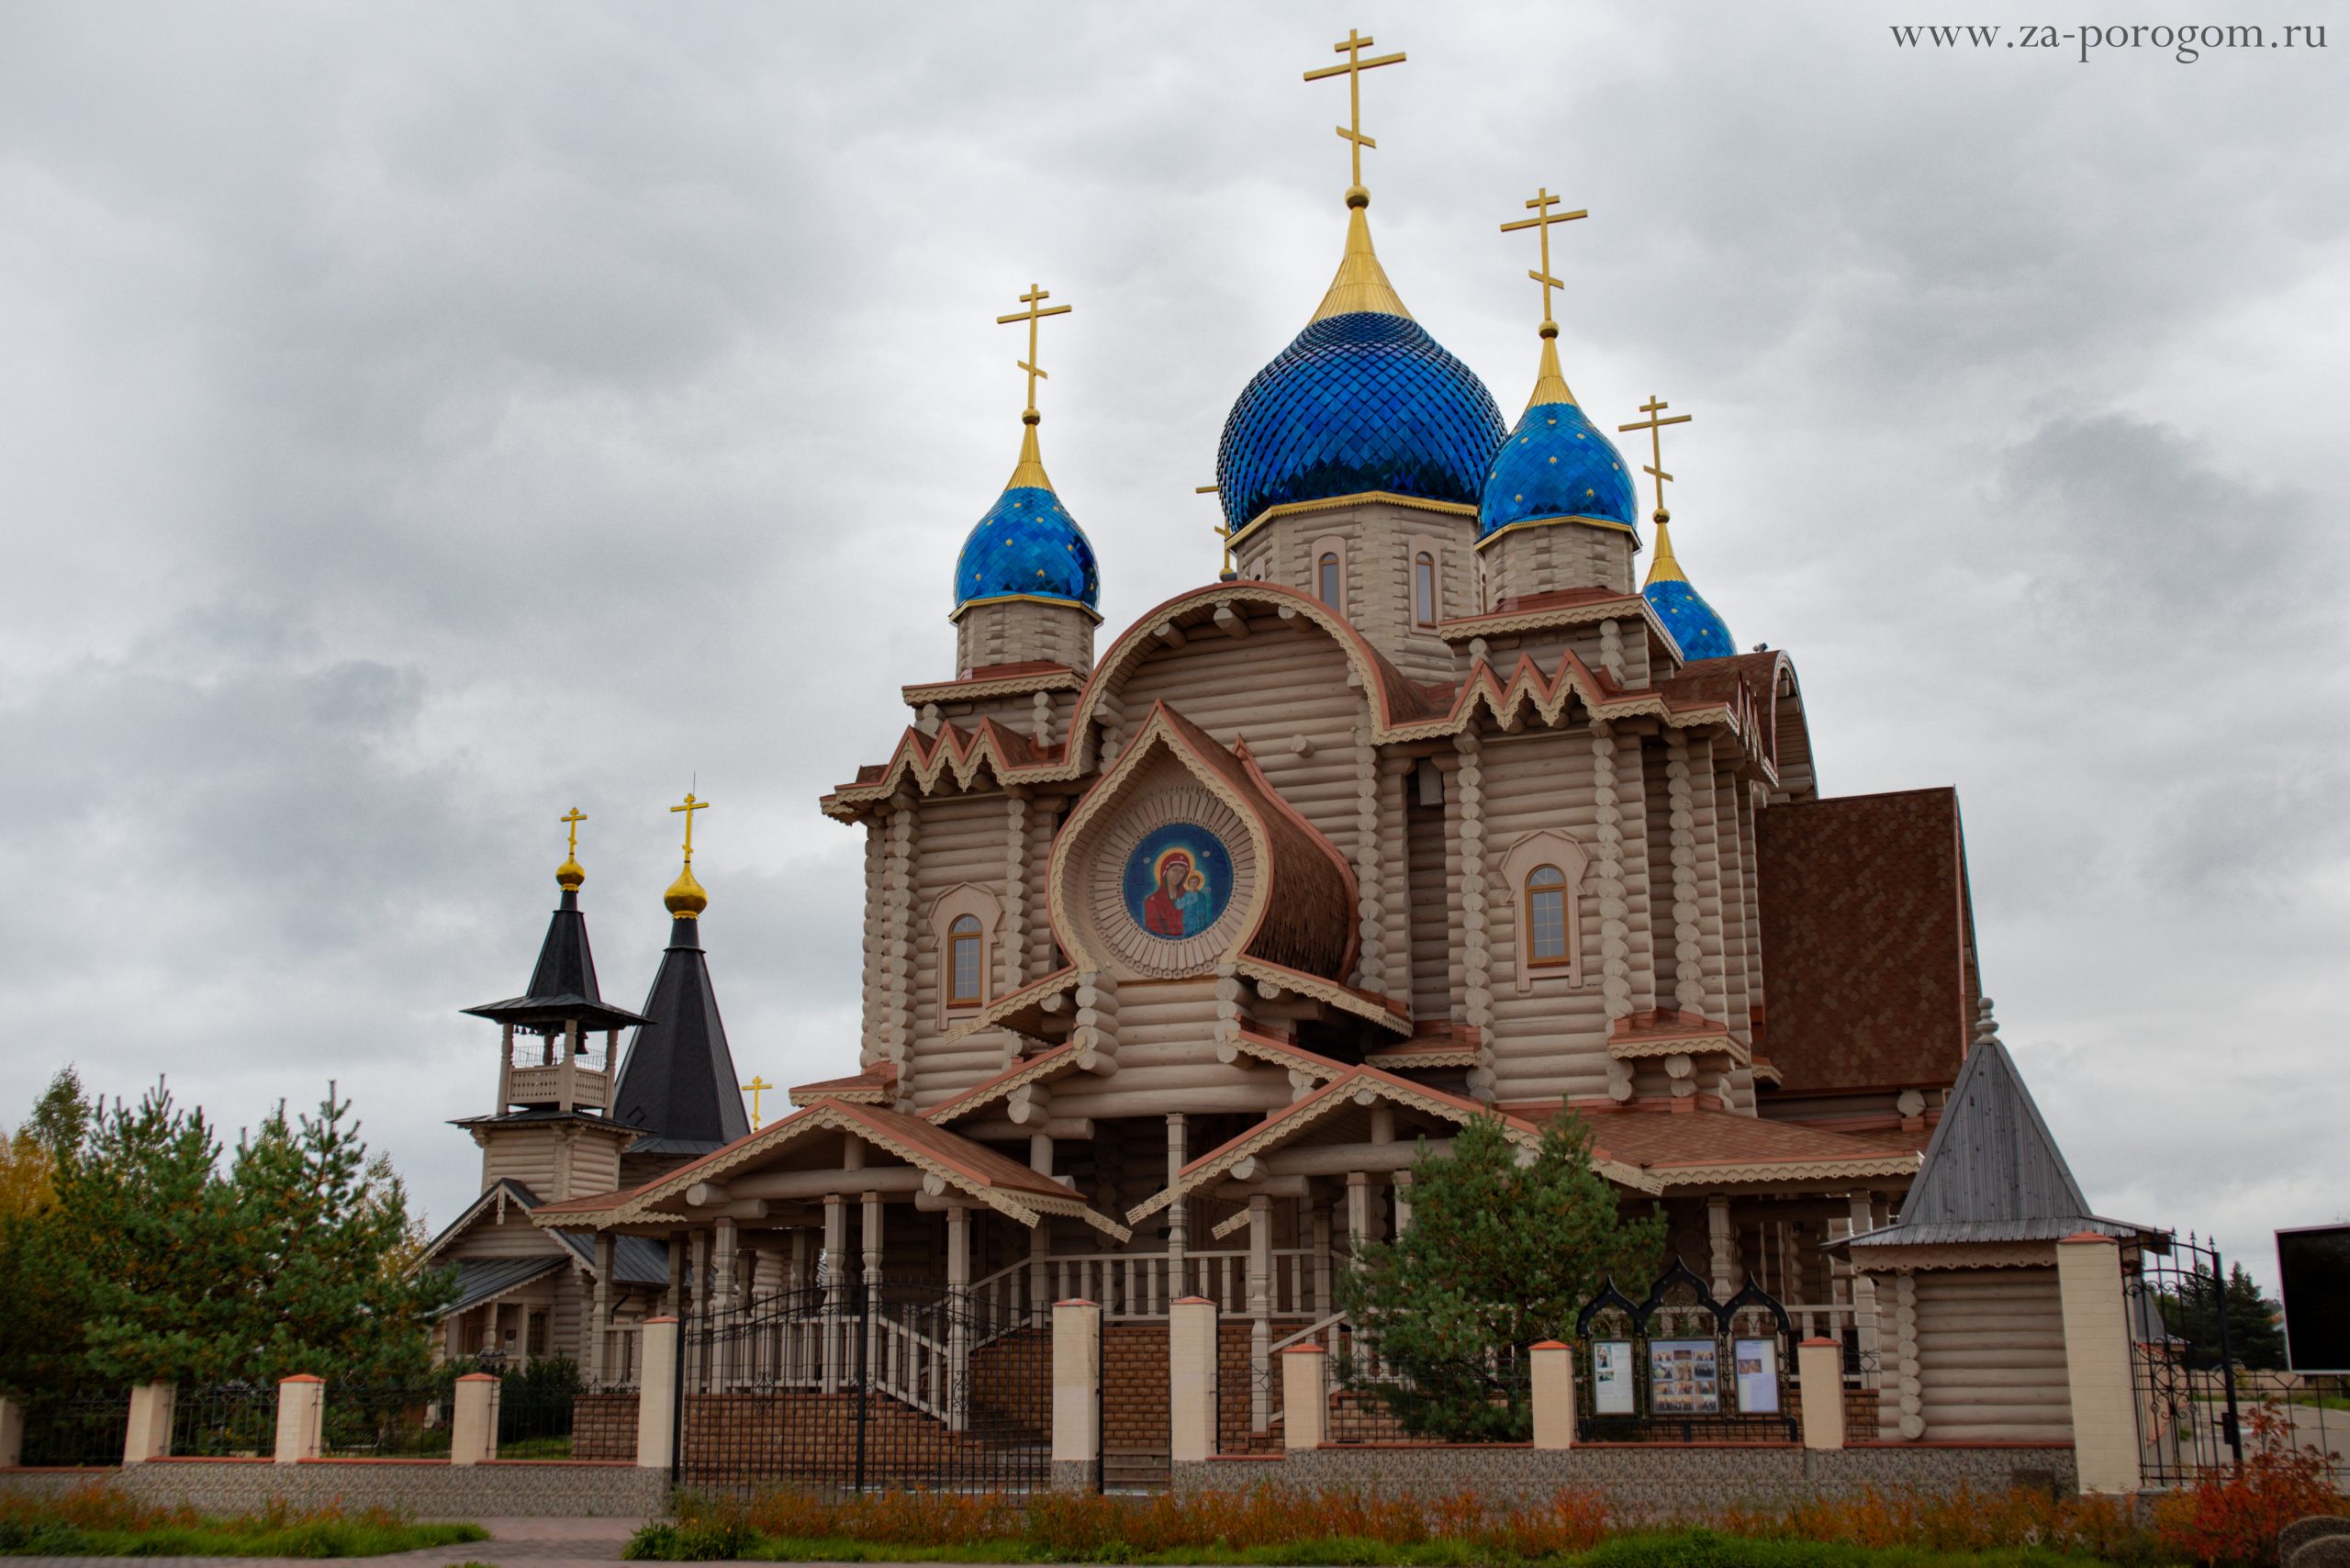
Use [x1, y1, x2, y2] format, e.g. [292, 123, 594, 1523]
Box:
[1649, 1339, 1720, 1414]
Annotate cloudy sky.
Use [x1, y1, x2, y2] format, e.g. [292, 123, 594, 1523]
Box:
[2, 4, 2343, 1292]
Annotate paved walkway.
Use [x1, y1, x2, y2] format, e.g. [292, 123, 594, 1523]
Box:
[6, 1514, 647, 1568]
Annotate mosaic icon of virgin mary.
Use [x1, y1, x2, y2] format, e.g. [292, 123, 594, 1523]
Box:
[1121, 823, 1235, 941]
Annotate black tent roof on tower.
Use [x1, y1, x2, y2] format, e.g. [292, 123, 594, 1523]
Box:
[610, 910, 751, 1157]
[463, 887, 651, 1036]
[1840, 1014, 2156, 1250]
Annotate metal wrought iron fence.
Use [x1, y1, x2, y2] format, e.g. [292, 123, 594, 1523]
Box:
[319, 1383, 450, 1458]
[171, 1383, 276, 1458]
[1572, 1260, 1799, 1444]
[16, 1391, 129, 1467]
[495, 1359, 580, 1459]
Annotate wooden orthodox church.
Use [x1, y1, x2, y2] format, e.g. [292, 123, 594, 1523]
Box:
[427, 39, 2031, 1447]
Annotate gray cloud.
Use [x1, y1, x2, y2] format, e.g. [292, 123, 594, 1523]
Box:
[1, 1, 2342, 1291]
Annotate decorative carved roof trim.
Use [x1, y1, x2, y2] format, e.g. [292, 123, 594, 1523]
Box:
[1233, 957, 1412, 1035]
[922, 1041, 1084, 1126]
[1848, 1242, 2061, 1273]
[1607, 1009, 1745, 1064]
[943, 968, 1078, 1045]
[902, 666, 1085, 706]
[1218, 1025, 1350, 1083]
[1634, 1153, 1922, 1188]
[1436, 590, 1655, 642]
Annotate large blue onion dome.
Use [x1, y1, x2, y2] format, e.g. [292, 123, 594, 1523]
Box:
[1478, 327, 1639, 542]
[1642, 517, 1736, 661]
[952, 415, 1101, 618]
[1215, 196, 1505, 535]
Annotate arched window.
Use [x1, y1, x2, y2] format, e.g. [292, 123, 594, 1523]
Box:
[947, 914, 983, 1006]
[1414, 551, 1437, 627]
[1317, 552, 1340, 608]
[1525, 865, 1570, 967]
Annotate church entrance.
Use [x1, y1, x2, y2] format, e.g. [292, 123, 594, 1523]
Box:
[673, 1281, 1052, 1495]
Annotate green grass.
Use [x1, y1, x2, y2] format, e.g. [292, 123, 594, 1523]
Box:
[0, 1502, 487, 1558]
[628, 1524, 2130, 1568]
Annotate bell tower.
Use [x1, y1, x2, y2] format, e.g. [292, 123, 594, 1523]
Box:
[453, 809, 645, 1202]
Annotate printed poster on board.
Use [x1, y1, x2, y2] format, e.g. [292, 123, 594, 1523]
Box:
[1648, 1338, 1721, 1414]
[1734, 1338, 1780, 1414]
[1591, 1339, 1636, 1414]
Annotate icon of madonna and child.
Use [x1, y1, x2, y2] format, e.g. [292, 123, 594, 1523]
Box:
[1120, 823, 1236, 941]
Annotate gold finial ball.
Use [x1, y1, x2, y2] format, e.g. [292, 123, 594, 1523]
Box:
[1345, 185, 1370, 209]
[1022, 409, 1041, 426]
[556, 855, 586, 890]
[665, 863, 708, 918]
[1539, 321, 1559, 341]
[1653, 508, 1671, 525]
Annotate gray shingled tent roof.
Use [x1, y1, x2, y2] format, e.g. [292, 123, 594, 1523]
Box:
[1841, 1022, 2156, 1249]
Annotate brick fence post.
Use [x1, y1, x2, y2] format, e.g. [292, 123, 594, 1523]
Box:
[123, 1383, 175, 1464]
[1169, 1296, 1218, 1464]
[2058, 1233, 2143, 1494]
[635, 1316, 679, 1473]
[1797, 1337, 1846, 1450]
[1281, 1343, 1326, 1450]
[1530, 1340, 1576, 1450]
[1051, 1299, 1101, 1494]
[450, 1372, 500, 1466]
[274, 1374, 323, 1464]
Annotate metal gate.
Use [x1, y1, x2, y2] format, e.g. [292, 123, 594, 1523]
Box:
[2126, 1233, 2244, 1484]
[674, 1280, 1051, 1494]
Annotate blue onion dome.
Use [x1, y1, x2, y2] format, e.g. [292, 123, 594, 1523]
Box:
[1478, 326, 1639, 542]
[1215, 195, 1505, 535]
[1642, 516, 1736, 661]
[952, 414, 1101, 617]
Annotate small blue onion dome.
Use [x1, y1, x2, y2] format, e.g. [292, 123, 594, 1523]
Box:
[953, 416, 1101, 616]
[1478, 329, 1639, 542]
[1215, 198, 1505, 534]
[1642, 518, 1736, 661]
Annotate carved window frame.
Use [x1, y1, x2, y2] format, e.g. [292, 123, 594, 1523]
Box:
[928, 883, 1002, 1025]
[1311, 532, 1348, 614]
[1499, 828, 1589, 992]
[1407, 533, 1444, 627]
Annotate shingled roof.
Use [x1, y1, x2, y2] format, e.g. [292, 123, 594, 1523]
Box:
[1846, 1033, 2153, 1249]
[462, 889, 650, 1035]
[610, 913, 751, 1158]
[1756, 788, 1978, 1094]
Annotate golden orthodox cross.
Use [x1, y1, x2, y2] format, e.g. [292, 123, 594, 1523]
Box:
[670, 790, 711, 866]
[559, 807, 587, 858]
[1618, 396, 1694, 522]
[996, 284, 1072, 417]
[740, 1075, 773, 1126]
[1499, 186, 1589, 329]
[1304, 28, 1405, 192]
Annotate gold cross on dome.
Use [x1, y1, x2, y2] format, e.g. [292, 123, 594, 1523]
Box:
[1499, 186, 1589, 330]
[1618, 395, 1694, 522]
[559, 807, 587, 858]
[740, 1075, 773, 1126]
[996, 284, 1073, 418]
[670, 790, 711, 866]
[1304, 28, 1406, 194]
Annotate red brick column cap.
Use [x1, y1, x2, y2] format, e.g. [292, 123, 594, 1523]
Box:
[1170, 1294, 1215, 1305]
[277, 1373, 325, 1384]
[2059, 1231, 2118, 1245]
[1529, 1339, 1571, 1351]
[1054, 1297, 1098, 1308]
[1281, 1342, 1329, 1355]
[644, 1315, 679, 1324]
[1799, 1337, 1841, 1348]
[455, 1372, 499, 1383]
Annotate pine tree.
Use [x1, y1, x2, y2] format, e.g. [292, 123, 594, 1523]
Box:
[0, 1070, 95, 1394]
[2163, 1261, 2287, 1372]
[1337, 1105, 1665, 1439]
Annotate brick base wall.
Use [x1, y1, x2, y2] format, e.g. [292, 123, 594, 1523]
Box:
[1177, 1444, 2080, 1515]
[0, 1460, 669, 1518]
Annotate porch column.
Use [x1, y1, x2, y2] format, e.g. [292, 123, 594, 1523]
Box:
[1393, 1170, 1415, 1234]
[713, 1215, 740, 1312]
[862, 1192, 885, 1384]
[1707, 1196, 1736, 1299]
[663, 1229, 685, 1317]
[947, 1204, 971, 1430]
[1311, 1202, 1333, 1320]
[1247, 1193, 1272, 1431]
[589, 1233, 616, 1384]
[1165, 1114, 1188, 1295]
[1346, 1172, 1371, 1258]
[1847, 1192, 1881, 1370]
[822, 1194, 847, 1392]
